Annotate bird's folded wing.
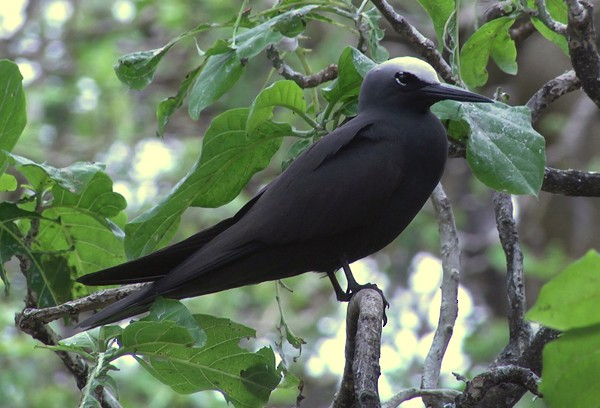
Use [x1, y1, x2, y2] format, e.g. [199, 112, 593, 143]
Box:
[243, 119, 406, 244]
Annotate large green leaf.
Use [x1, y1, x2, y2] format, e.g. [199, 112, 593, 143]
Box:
[460, 17, 517, 88]
[322, 47, 375, 107]
[433, 100, 545, 195]
[540, 325, 600, 408]
[122, 305, 280, 407]
[188, 50, 245, 120]
[246, 80, 306, 133]
[416, 0, 455, 49]
[9, 158, 127, 303]
[527, 250, 600, 330]
[188, 5, 317, 120]
[125, 108, 289, 258]
[0, 60, 27, 174]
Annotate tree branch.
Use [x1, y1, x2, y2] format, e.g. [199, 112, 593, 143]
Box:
[542, 167, 600, 197]
[18, 283, 148, 326]
[449, 146, 600, 197]
[455, 365, 541, 408]
[566, 0, 600, 107]
[370, 0, 454, 83]
[334, 289, 384, 408]
[526, 70, 581, 124]
[421, 184, 461, 407]
[492, 192, 529, 341]
[534, 0, 568, 35]
[383, 387, 461, 408]
[266, 45, 338, 88]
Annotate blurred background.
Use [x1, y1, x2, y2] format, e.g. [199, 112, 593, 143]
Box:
[1, 1, 599, 407]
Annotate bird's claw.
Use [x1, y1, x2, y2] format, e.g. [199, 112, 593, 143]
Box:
[346, 282, 390, 326]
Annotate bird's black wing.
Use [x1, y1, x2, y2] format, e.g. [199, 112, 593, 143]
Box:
[77, 193, 264, 285]
[242, 116, 407, 244]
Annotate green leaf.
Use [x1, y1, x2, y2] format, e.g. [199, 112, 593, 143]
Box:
[432, 100, 545, 195]
[528, 0, 568, 55]
[322, 47, 375, 105]
[363, 8, 389, 62]
[36, 206, 125, 288]
[188, 6, 318, 120]
[115, 23, 215, 90]
[127, 313, 281, 407]
[139, 298, 206, 347]
[11, 154, 108, 195]
[114, 47, 173, 90]
[51, 172, 127, 219]
[27, 253, 73, 308]
[188, 51, 245, 120]
[0, 60, 27, 174]
[272, 10, 307, 38]
[460, 17, 517, 88]
[527, 250, 600, 330]
[246, 80, 306, 133]
[416, 0, 455, 49]
[125, 109, 287, 258]
[7, 157, 128, 301]
[0, 173, 17, 191]
[157, 66, 202, 137]
[540, 325, 600, 408]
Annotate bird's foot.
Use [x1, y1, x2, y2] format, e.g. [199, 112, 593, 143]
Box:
[347, 282, 390, 326]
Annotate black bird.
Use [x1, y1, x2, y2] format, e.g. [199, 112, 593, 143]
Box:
[77, 57, 491, 329]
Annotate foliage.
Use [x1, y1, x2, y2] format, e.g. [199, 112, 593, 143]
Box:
[527, 250, 600, 408]
[0, 0, 593, 406]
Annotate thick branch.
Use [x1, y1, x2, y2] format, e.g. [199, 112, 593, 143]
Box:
[566, 0, 600, 107]
[455, 365, 541, 408]
[421, 184, 461, 406]
[449, 145, 600, 197]
[266, 45, 338, 88]
[542, 167, 600, 197]
[334, 289, 384, 408]
[526, 70, 581, 124]
[370, 0, 454, 83]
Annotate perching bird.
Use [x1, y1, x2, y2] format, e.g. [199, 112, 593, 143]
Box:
[77, 57, 491, 329]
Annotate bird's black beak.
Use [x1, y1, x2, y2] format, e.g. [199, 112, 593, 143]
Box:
[419, 83, 493, 103]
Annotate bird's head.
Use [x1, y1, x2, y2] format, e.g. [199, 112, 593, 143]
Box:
[358, 57, 492, 113]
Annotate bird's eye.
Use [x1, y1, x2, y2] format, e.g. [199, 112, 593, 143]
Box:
[395, 72, 416, 86]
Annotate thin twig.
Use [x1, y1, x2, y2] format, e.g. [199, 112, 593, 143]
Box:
[492, 192, 529, 340]
[18, 283, 148, 326]
[534, 0, 568, 35]
[382, 387, 461, 408]
[421, 184, 461, 407]
[266, 45, 338, 88]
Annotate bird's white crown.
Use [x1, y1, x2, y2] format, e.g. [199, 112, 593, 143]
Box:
[380, 57, 440, 85]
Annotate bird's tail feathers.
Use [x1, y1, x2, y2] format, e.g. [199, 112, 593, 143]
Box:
[76, 287, 156, 329]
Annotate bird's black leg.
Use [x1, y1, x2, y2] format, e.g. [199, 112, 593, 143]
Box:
[339, 257, 390, 325]
[327, 271, 352, 302]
